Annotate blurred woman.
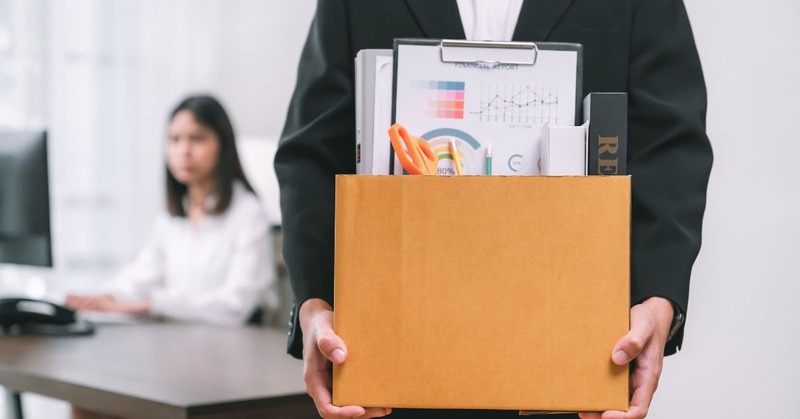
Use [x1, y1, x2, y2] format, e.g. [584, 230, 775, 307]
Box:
[66, 95, 276, 326]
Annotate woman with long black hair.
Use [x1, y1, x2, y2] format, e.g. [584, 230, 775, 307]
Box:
[66, 95, 275, 326]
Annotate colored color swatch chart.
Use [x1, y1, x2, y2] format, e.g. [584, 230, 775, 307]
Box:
[414, 80, 465, 119]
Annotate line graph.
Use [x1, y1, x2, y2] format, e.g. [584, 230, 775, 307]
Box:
[470, 84, 562, 124]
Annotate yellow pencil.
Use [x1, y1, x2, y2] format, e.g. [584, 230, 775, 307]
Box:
[449, 139, 463, 176]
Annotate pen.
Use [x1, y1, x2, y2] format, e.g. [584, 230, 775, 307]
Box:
[449, 139, 463, 175]
[485, 144, 492, 175]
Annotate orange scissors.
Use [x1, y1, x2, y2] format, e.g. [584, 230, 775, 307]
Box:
[388, 124, 438, 175]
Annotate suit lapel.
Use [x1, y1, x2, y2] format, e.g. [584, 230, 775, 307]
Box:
[512, 0, 576, 41]
[403, 0, 466, 40]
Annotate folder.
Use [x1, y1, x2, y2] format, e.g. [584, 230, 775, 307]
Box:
[583, 92, 628, 175]
[355, 49, 399, 175]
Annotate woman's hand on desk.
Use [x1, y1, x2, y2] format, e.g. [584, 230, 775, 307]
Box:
[65, 294, 150, 314]
[299, 298, 392, 419]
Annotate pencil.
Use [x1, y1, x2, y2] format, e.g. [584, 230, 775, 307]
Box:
[485, 144, 492, 175]
[449, 139, 463, 175]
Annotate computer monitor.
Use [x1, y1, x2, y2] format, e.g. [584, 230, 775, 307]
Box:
[0, 131, 52, 267]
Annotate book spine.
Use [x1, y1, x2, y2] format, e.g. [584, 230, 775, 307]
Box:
[583, 93, 628, 175]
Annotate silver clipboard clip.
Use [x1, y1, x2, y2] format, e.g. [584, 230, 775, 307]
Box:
[440, 40, 538, 66]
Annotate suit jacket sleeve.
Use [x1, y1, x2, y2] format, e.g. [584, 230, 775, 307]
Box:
[627, 0, 713, 355]
[274, 0, 354, 359]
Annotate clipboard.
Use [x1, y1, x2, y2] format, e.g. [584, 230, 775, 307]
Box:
[391, 39, 583, 175]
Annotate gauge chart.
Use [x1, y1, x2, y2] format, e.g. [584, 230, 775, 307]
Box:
[420, 128, 483, 176]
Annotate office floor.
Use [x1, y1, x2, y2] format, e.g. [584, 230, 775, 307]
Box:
[0, 393, 70, 419]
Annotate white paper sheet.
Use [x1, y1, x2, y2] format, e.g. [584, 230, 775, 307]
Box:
[394, 42, 579, 175]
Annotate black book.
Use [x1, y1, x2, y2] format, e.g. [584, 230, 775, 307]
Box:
[583, 93, 627, 175]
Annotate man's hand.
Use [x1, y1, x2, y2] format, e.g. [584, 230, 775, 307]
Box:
[65, 294, 150, 314]
[579, 297, 675, 419]
[300, 298, 392, 419]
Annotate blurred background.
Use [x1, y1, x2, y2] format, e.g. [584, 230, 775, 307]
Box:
[1, 0, 799, 418]
[0, 0, 314, 292]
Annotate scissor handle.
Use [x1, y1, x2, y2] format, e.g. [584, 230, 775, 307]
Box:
[388, 124, 437, 175]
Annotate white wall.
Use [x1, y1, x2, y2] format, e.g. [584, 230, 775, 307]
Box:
[213, 0, 317, 138]
[650, 1, 800, 417]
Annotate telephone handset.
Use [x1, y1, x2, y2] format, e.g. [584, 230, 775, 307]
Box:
[0, 297, 94, 336]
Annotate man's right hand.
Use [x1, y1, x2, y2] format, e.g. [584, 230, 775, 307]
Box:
[300, 298, 392, 419]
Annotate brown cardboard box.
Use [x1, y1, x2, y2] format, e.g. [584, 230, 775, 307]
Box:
[333, 175, 630, 412]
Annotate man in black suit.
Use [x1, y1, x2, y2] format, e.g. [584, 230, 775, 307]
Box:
[275, 1, 712, 418]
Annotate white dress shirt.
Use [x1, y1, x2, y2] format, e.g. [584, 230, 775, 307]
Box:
[457, 0, 524, 41]
[103, 181, 276, 326]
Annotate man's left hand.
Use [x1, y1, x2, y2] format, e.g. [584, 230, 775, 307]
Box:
[579, 296, 675, 419]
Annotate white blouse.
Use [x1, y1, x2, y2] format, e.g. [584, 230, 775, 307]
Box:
[457, 0, 524, 41]
[103, 182, 277, 326]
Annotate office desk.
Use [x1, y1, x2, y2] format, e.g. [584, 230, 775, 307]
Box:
[0, 323, 318, 418]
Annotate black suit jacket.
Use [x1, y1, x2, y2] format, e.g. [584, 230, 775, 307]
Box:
[276, 0, 712, 360]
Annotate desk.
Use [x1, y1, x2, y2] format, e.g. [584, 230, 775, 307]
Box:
[0, 323, 318, 418]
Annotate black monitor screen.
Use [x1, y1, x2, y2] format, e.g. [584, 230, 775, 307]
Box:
[0, 131, 52, 267]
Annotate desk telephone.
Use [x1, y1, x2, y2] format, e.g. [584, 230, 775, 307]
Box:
[0, 297, 94, 336]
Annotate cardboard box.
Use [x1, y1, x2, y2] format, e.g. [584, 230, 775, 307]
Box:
[333, 175, 630, 412]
